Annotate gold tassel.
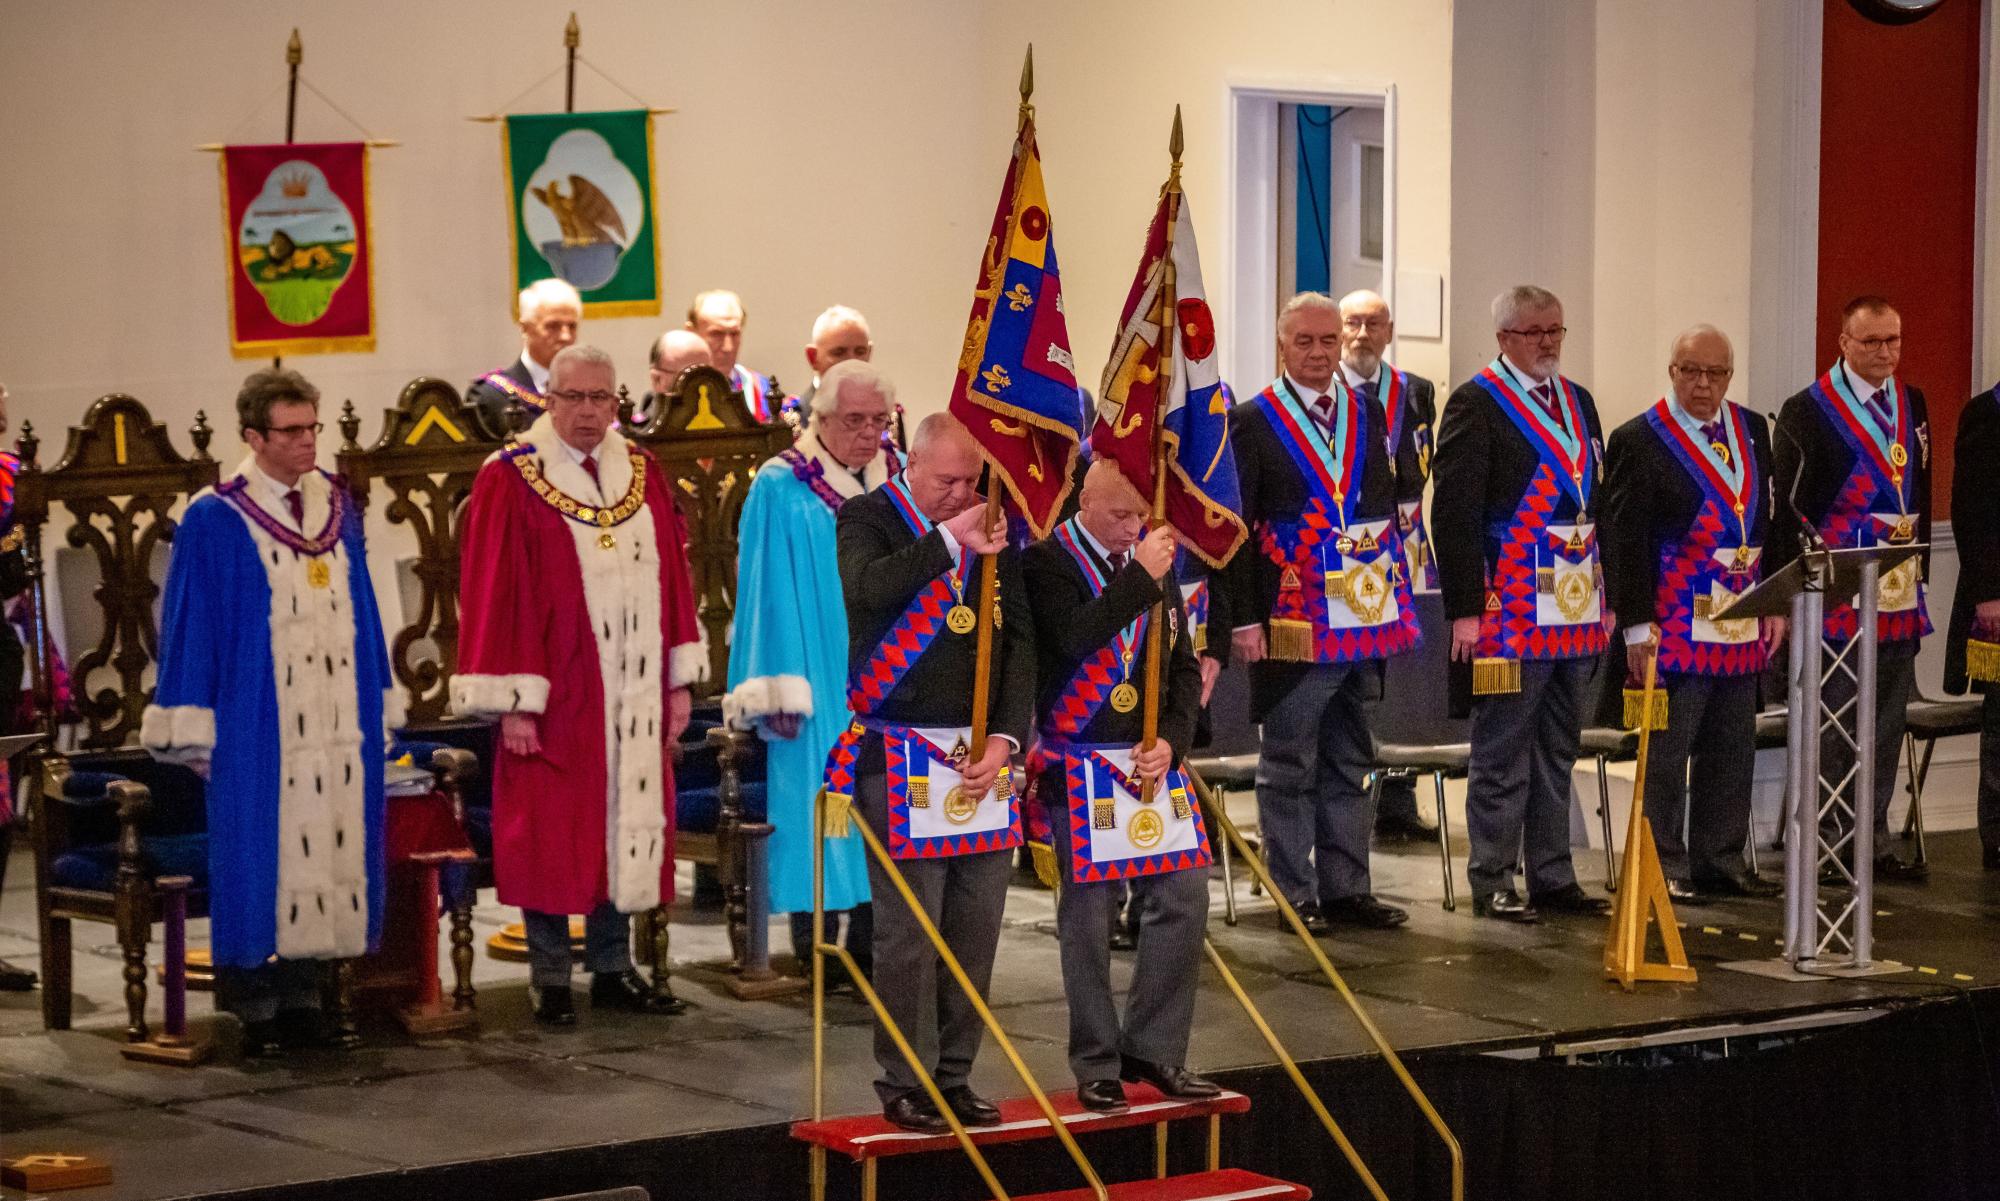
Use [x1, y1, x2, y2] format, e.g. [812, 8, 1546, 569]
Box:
[1968, 637, 2000, 685]
[1623, 686, 1669, 731]
[1028, 841, 1060, 890]
[1472, 657, 1522, 696]
[821, 791, 854, 839]
[1268, 619, 1315, 662]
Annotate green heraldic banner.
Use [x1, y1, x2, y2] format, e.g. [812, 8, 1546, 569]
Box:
[502, 109, 661, 318]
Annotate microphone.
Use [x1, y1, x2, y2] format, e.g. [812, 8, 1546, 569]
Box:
[1776, 420, 1827, 556]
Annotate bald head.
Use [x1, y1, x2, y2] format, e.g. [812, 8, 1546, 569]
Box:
[906, 414, 984, 523]
[1666, 324, 1734, 419]
[1077, 459, 1149, 555]
[1336, 289, 1394, 375]
[648, 329, 713, 395]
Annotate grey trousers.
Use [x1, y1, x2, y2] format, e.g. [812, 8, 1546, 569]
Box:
[1255, 661, 1383, 905]
[523, 899, 634, 987]
[1642, 672, 1757, 882]
[1981, 690, 2000, 854]
[1818, 639, 1916, 846]
[1466, 656, 1594, 898]
[857, 770, 1013, 1104]
[216, 959, 324, 1024]
[1053, 819, 1209, 1084]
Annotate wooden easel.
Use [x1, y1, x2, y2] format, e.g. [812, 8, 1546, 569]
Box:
[1604, 647, 1697, 990]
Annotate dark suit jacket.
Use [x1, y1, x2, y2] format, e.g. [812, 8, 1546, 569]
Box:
[466, 359, 541, 440]
[1771, 378, 1934, 578]
[1601, 403, 1799, 635]
[1209, 378, 1410, 721]
[1022, 535, 1200, 759]
[1380, 369, 1438, 508]
[836, 490, 1035, 754]
[1430, 371, 1606, 716]
[1947, 388, 2000, 694]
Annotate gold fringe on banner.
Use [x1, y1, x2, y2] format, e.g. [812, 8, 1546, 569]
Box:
[1968, 638, 2000, 684]
[820, 791, 854, 839]
[1028, 841, 1060, 890]
[1268, 619, 1315, 662]
[1623, 687, 1669, 731]
[1472, 657, 1522, 696]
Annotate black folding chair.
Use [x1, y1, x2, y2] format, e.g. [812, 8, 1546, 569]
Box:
[1365, 593, 1470, 910]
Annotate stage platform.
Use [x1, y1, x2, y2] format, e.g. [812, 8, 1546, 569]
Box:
[4, 826, 1996, 1201]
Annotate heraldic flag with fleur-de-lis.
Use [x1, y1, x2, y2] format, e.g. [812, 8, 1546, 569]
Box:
[949, 113, 1086, 539]
[1092, 184, 1247, 568]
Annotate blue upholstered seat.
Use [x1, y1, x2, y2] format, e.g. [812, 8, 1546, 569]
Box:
[50, 832, 210, 893]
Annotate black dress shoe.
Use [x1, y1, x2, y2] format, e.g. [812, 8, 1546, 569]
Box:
[1121, 1056, 1222, 1099]
[1321, 894, 1410, 930]
[592, 970, 689, 1015]
[1873, 853, 1929, 883]
[1109, 925, 1138, 952]
[240, 1019, 290, 1059]
[1693, 869, 1783, 898]
[1984, 845, 2000, 872]
[530, 985, 577, 1025]
[279, 1007, 355, 1051]
[1665, 879, 1710, 905]
[883, 1092, 950, 1133]
[1532, 883, 1613, 916]
[1281, 901, 1332, 934]
[1471, 890, 1539, 923]
[940, 1084, 1001, 1126]
[0, 959, 38, 992]
[1077, 1079, 1128, 1113]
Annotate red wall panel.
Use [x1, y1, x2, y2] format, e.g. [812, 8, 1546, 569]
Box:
[1818, 0, 1984, 519]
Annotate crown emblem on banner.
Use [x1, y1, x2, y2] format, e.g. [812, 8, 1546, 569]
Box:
[278, 168, 312, 198]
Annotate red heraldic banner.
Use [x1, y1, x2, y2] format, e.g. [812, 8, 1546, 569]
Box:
[220, 142, 376, 358]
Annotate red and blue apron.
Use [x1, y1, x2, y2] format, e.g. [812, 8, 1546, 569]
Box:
[1808, 366, 1930, 643]
[1470, 360, 1607, 695]
[1645, 400, 1767, 676]
[822, 474, 1020, 859]
[1377, 366, 1439, 594]
[1252, 378, 1421, 664]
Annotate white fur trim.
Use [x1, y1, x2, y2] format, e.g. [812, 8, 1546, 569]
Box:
[766, 430, 892, 500]
[721, 674, 813, 730]
[225, 496, 371, 961]
[450, 673, 551, 717]
[668, 642, 706, 690]
[383, 687, 408, 739]
[141, 704, 216, 765]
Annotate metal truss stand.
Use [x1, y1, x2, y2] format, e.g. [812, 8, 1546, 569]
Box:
[1712, 544, 1921, 982]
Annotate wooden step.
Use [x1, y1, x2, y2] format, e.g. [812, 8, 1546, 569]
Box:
[1014, 1169, 1310, 1201]
[791, 1083, 1251, 1161]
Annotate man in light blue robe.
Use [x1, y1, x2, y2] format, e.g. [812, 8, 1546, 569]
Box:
[143, 369, 400, 1057]
[724, 359, 901, 979]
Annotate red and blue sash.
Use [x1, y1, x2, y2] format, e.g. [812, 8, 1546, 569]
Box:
[733, 365, 772, 423]
[1376, 366, 1408, 462]
[1645, 401, 1766, 676]
[846, 475, 976, 714]
[1042, 520, 1149, 737]
[1809, 366, 1915, 514]
[1806, 367, 1929, 643]
[1472, 362, 1594, 510]
[1256, 378, 1363, 526]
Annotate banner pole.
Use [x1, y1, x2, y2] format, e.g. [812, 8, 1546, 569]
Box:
[564, 13, 579, 113]
[275, 28, 302, 371]
[1138, 108, 1184, 807]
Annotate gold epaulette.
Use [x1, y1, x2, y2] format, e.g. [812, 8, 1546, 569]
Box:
[1472, 657, 1522, 696]
[1267, 619, 1316, 662]
[1622, 687, 1669, 732]
[1967, 637, 2000, 685]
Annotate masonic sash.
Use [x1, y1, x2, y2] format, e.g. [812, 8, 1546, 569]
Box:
[846, 473, 981, 713]
[215, 472, 349, 591]
[1645, 400, 1767, 676]
[1041, 519, 1149, 737]
[478, 370, 545, 413]
[1806, 366, 1930, 642]
[1048, 740, 1210, 884]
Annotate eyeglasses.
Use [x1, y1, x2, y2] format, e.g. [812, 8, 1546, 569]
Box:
[548, 389, 619, 408]
[257, 421, 323, 439]
[1671, 363, 1733, 383]
[1341, 317, 1390, 332]
[1502, 326, 1568, 342]
[1844, 335, 1902, 353]
[831, 412, 893, 433]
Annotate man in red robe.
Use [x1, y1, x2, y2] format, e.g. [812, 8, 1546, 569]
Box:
[454, 344, 703, 1025]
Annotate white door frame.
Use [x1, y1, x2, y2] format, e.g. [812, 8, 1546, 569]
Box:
[1225, 79, 1398, 396]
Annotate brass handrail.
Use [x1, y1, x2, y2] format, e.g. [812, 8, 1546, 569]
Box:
[1190, 767, 1466, 1201]
[812, 787, 1109, 1201]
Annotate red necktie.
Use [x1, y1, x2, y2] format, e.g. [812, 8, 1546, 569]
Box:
[285, 489, 304, 526]
[1533, 383, 1566, 429]
[1312, 394, 1337, 438]
[1109, 551, 1129, 573]
[579, 455, 600, 488]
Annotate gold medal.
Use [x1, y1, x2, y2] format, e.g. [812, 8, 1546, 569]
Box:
[1128, 808, 1164, 849]
[1890, 443, 1908, 468]
[598, 532, 617, 550]
[305, 559, 331, 589]
[1109, 682, 1139, 713]
[946, 604, 977, 635]
[1711, 442, 1730, 465]
[1334, 535, 1356, 556]
[943, 785, 978, 825]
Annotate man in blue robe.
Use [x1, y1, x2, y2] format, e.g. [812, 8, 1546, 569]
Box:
[724, 360, 902, 980]
[143, 369, 399, 1057]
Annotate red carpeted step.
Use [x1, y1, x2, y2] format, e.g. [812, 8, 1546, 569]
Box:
[1013, 1168, 1310, 1201]
[790, 1083, 1251, 1161]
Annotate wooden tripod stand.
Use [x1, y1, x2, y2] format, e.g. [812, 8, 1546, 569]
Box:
[1604, 646, 1697, 991]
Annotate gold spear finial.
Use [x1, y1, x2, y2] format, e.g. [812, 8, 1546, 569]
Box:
[286, 29, 302, 66]
[565, 12, 580, 49]
[1170, 104, 1184, 166]
[1020, 44, 1034, 104]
